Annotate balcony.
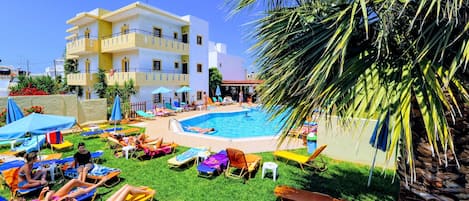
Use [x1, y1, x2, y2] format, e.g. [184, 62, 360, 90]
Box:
[66, 38, 99, 55]
[66, 73, 97, 86]
[106, 72, 189, 86]
[101, 29, 189, 54]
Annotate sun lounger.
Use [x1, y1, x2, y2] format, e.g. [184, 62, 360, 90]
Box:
[197, 150, 229, 178]
[124, 186, 155, 201]
[273, 145, 327, 172]
[11, 135, 46, 153]
[81, 130, 105, 138]
[63, 164, 121, 187]
[1, 167, 44, 199]
[165, 103, 183, 113]
[136, 110, 156, 120]
[115, 127, 142, 136]
[46, 131, 73, 152]
[225, 148, 262, 183]
[167, 147, 209, 168]
[136, 140, 178, 160]
[274, 185, 345, 201]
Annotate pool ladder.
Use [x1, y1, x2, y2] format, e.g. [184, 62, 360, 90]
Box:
[168, 118, 183, 133]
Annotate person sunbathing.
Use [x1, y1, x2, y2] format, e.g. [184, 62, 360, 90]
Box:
[187, 126, 216, 134]
[18, 152, 48, 190]
[33, 176, 109, 201]
[105, 184, 155, 201]
[137, 133, 160, 144]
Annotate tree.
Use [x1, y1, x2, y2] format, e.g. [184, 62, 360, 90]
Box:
[94, 68, 108, 98]
[105, 80, 136, 119]
[63, 58, 83, 97]
[230, 0, 469, 200]
[9, 75, 65, 96]
[209, 67, 222, 97]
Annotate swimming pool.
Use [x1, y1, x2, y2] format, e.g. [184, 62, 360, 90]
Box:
[180, 108, 287, 138]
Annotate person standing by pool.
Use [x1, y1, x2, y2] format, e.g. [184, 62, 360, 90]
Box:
[239, 90, 244, 106]
[203, 91, 208, 110]
[18, 152, 48, 190]
[74, 142, 93, 182]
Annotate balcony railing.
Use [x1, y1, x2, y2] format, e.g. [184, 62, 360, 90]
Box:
[106, 72, 189, 86]
[101, 29, 189, 54]
[66, 73, 97, 86]
[66, 38, 99, 55]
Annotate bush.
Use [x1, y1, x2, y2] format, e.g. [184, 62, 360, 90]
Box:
[24, 105, 44, 115]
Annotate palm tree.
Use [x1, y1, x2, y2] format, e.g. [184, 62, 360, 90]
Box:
[229, 0, 469, 200]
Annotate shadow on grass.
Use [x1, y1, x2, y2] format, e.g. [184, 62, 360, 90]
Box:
[287, 158, 399, 201]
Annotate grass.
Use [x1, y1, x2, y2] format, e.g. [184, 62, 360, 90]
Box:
[0, 128, 399, 201]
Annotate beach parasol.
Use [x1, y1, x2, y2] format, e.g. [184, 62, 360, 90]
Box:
[6, 97, 24, 124]
[110, 95, 122, 132]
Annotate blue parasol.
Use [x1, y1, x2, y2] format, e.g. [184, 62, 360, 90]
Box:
[176, 86, 192, 93]
[367, 112, 390, 186]
[6, 97, 24, 124]
[215, 85, 221, 97]
[152, 86, 172, 94]
[152, 87, 172, 105]
[110, 95, 122, 132]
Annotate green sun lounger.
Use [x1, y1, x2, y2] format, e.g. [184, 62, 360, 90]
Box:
[136, 110, 156, 119]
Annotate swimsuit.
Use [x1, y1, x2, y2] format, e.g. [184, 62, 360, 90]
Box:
[18, 180, 28, 188]
[18, 170, 28, 188]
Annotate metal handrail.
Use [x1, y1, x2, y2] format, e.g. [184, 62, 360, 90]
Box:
[102, 28, 186, 43]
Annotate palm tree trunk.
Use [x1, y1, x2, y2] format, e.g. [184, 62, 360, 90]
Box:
[398, 103, 469, 200]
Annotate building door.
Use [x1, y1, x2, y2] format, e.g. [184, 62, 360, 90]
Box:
[182, 63, 188, 74]
[121, 57, 129, 72]
[182, 34, 188, 43]
[85, 59, 90, 73]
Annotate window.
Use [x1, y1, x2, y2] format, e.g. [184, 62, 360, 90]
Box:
[153, 27, 162, 37]
[182, 34, 188, 43]
[173, 32, 178, 40]
[196, 35, 202, 45]
[197, 64, 202, 73]
[219, 63, 222, 68]
[153, 94, 161, 104]
[121, 24, 129, 34]
[153, 60, 161, 71]
[197, 91, 203, 100]
[121, 57, 129, 72]
[174, 62, 179, 69]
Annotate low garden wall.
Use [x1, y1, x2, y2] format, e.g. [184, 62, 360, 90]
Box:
[0, 95, 107, 124]
[317, 116, 396, 169]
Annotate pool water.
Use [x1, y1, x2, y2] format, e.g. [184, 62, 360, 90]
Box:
[180, 109, 287, 138]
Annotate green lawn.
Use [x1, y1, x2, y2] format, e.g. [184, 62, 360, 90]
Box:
[0, 130, 398, 201]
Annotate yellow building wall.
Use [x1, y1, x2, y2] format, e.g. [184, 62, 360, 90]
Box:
[98, 20, 113, 70]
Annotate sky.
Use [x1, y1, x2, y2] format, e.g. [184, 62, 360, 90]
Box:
[0, 0, 261, 73]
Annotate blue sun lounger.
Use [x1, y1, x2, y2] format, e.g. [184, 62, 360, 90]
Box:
[197, 150, 229, 178]
[11, 135, 46, 153]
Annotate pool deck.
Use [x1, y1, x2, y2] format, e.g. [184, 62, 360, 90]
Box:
[133, 104, 304, 154]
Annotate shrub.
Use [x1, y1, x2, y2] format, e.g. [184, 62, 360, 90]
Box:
[24, 105, 44, 115]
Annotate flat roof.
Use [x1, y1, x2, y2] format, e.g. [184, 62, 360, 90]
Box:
[221, 80, 263, 86]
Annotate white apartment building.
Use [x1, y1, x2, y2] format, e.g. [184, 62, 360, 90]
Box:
[45, 59, 65, 78]
[65, 2, 209, 109]
[208, 41, 246, 80]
